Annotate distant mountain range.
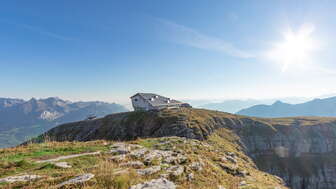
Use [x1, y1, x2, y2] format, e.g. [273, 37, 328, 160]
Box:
[197, 97, 309, 113]
[0, 97, 128, 148]
[237, 96, 336, 117]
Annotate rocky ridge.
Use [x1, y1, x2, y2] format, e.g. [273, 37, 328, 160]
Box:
[0, 137, 286, 188]
[30, 108, 336, 189]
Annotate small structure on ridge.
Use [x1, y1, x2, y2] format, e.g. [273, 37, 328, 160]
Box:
[130, 93, 191, 111]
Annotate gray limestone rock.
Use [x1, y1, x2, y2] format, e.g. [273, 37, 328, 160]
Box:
[187, 173, 194, 181]
[0, 175, 42, 183]
[167, 165, 184, 178]
[120, 161, 144, 168]
[130, 148, 149, 158]
[57, 173, 94, 187]
[190, 162, 203, 171]
[136, 166, 161, 175]
[109, 154, 126, 162]
[130, 178, 176, 189]
[226, 156, 237, 164]
[54, 162, 72, 168]
[110, 143, 130, 154]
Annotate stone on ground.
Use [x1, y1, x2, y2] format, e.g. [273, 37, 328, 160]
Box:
[120, 161, 144, 168]
[167, 165, 184, 178]
[54, 162, 72, 168]
[130, 148, 148, 158]
[190, 162, 203, 171]
[57, 173, 94, 187]
[0, 175, 42, 183]
[130, 178, 176, 189]
[109, 154, 126, 162]
[187, 173, 194, 181]
[136, 166, 161, 175]
[110, 143, 130, 154]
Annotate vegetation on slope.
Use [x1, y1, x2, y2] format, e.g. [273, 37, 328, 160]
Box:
[33, 108, 336, 145]
[0, 135, 286, 189]
[19, 108, 336, 189]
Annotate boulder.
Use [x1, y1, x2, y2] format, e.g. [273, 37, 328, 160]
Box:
[57, 173, 94, 187]
[110, 143, 130, 154]
[190, 162, 203, 171]
[130, 148, 149, 158]
[236, 169, 249, 177]
[163, 153, 187, 164]
[226, 156, 237, 164]
[136, 166, 161, 175]
[220, 156, 228, 162]
[226, 152, 236, 157]
[0, 175, 42, 183]
[239, 180, 247, 186]
[120, 161, 144, 169]
[143, 150, 187, 165]
[54, 162, 72, 168]
[187, 173, 194, 181]
[219, 163, 238, 175]
[219, 163, 247, 177]
[167, 165, 184, 178]
[108, 154, 126, 162]
[130, 178, 176, 189]
[144, 150, 164, 164]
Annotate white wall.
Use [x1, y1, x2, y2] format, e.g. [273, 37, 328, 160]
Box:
[131, 95, 153, 111]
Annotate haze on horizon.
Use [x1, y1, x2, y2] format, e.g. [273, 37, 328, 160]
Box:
[1, 0, 336, 104]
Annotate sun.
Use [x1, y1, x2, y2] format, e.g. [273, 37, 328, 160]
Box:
[268, 24, 316, 71]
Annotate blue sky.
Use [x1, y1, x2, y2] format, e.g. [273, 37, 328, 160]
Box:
[1, 0, 336, 105]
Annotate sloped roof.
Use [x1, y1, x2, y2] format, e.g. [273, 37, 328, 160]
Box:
[131, 93, 186, 107]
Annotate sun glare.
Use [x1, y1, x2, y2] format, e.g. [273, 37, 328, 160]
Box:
[268, 24, 317, 71]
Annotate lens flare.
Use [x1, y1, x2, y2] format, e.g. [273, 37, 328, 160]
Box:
[268, 24, 317, 71]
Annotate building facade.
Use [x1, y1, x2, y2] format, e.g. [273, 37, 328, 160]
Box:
[130, 93, 191, 111]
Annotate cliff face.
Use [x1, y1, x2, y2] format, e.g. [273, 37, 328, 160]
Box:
[34, 108, 336, 189]
[241, 122, 336, 189]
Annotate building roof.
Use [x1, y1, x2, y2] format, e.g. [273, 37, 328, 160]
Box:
[131, 93, 186, 107]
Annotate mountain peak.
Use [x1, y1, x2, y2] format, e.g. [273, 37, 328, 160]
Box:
[272, 100, 284, 105]
[45, 97, 62, 101]
[0, 97, 128, 148]
[238, 96, 336, 117]
[29, 97, 37, 102]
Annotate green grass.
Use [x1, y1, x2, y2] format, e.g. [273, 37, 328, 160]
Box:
[0, 142, 108, 162]
[0, 141, 110, 179]
[137, 138, 158, 148]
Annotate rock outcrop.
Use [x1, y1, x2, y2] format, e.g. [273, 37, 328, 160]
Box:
[0, 175, 42, 183]
[130, 178, 176, 189]
[57, 173, 95, 187]
[4, 135, 286, 188]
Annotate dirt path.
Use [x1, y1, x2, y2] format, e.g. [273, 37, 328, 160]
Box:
[36, 151, 101, 163]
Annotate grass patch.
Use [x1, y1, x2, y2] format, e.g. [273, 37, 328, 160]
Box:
[137, 139, 157, 148]
[0, 141, 108, 163]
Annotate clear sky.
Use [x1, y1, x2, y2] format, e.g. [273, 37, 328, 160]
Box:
[1, 0, 336, 104]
